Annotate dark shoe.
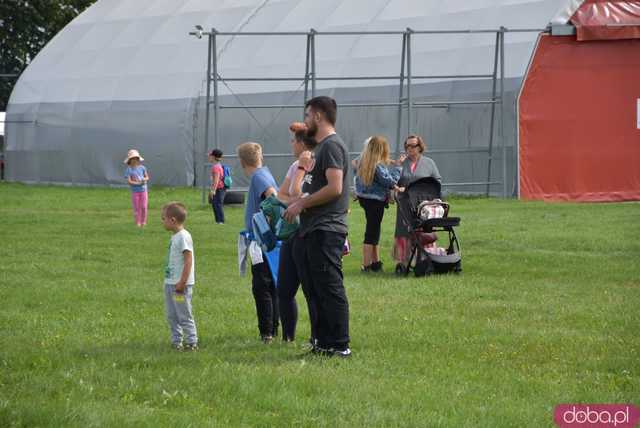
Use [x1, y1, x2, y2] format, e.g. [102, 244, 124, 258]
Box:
[395, 263, 406, 276]
[184, 343, 199, 351]
[331, 348, 352, 358]
[370, 261, 384, 272]
[171, 343, 184, 352]
[315, 347, 352, 358]
[361, 265, 371, 273]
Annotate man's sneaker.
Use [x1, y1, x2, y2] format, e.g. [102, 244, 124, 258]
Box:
[329, 348, 352, 358]
[314, 347, 352, 358]
[172, 343, 184, 352]
[261, 335, 273, 344]
[184, 343, 199, 351]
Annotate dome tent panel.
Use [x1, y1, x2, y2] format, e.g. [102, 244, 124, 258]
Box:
[7, 0, 561, 192]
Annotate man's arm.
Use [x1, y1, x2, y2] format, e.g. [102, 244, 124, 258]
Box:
[301, 167, 342, 208]
[175, 250, 193, 293]
[283, 168, 342, 222]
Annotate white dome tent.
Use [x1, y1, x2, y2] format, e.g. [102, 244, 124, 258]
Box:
[6, 0, 563, 194]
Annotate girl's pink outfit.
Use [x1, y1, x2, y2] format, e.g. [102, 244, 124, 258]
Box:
[131, 191, 148, 225]
[125, 164, 148, 226]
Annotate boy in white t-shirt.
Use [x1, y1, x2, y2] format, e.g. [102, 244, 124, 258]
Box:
[161, 202, 198, 351]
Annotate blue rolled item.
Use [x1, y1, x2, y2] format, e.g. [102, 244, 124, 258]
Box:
[252, 211, 277, 252]
[263, 241, 281, 286]
[239, 230, 281, 287]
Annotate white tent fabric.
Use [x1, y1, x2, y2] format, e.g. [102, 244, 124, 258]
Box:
[7, 0, 568, 188]
[12, 0, 562, 104]
[550, 0, 585, 24]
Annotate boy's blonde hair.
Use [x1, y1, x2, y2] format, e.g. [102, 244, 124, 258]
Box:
[357, 135, 391, 186]
[236, 142, 262, 167]
[162, 201, 187, 224]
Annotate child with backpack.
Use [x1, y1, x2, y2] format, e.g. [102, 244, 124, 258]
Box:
[209, 149, 231, 224]
[237, 142, 279, 343]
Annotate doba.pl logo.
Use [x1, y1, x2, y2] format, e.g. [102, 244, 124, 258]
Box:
[555, 404, 640, 428]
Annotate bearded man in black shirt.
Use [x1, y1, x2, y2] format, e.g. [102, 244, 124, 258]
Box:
[284, 96, 351, 358]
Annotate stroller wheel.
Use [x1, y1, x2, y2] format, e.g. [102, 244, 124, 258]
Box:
[453, 261, 462, 274]
[395, 263, 406, 276]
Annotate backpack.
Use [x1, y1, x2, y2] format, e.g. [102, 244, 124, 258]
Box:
[259, 195, 299, 241]
[221, 164, 232, 189]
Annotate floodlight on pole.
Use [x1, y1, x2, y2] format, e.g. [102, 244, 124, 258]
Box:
[191, 25, 204, 39]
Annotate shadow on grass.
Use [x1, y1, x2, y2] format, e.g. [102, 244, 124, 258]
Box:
[75, 335, 330, 367]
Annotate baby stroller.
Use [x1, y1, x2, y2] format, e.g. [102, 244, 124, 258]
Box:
[395, 177, 462, 276]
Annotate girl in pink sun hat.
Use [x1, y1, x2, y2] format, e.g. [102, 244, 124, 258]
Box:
[124, 149, 149, 228]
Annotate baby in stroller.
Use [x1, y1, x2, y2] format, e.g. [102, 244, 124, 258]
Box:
[394, 177, 462, 276]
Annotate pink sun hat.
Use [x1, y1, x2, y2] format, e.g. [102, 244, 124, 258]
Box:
[124, 149, 144, 164]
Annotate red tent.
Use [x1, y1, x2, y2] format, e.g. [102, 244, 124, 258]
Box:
[519, 0, 640, 201]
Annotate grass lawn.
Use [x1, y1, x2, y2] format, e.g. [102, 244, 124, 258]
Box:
[0, 182, 638, 427]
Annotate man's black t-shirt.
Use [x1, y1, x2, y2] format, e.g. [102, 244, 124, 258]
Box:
[299, 133, 349, 236]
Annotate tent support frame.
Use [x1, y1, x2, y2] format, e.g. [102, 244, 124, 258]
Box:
[194, 27, 544, 202]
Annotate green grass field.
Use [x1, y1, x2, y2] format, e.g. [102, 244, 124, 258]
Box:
[0, 182, 638, 427]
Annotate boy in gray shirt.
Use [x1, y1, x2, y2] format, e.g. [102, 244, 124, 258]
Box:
[161, 202, 198, 351]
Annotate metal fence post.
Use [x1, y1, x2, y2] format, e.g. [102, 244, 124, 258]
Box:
[486, 31, 500, 197]
[310, 29, 316, 97]
[212, 29, 219, 154]
[202, 31, 213, 205]
[395, 32, 407, 157]
[500, 27, 507, 198]
[406, 28, 413, 135]
[304, 32, 311, 107]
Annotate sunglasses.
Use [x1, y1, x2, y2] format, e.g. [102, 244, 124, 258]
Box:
[405, 143, 420, 149]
